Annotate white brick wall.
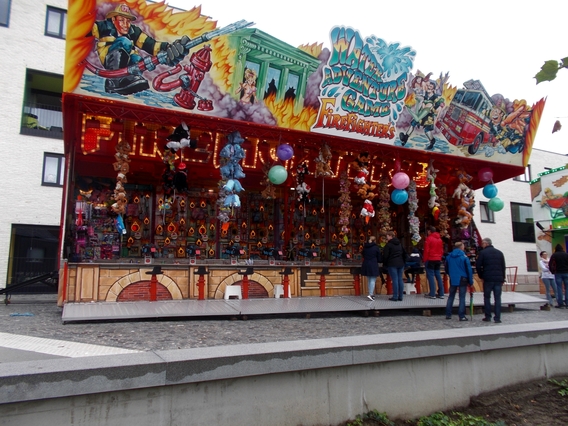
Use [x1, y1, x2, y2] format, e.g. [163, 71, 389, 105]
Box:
[0, 0, 67, 286]
[474, 148, 568, 283]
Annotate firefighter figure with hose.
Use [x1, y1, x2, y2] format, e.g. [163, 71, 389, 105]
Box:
[88, 4, 193, 95]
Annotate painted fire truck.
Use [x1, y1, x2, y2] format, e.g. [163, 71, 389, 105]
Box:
[436, 79, 497, 155]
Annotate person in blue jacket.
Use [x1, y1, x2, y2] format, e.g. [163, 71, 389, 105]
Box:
[445, 241, 473, 321]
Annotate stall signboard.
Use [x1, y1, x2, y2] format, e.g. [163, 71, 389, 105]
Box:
[64, 0, 544, 168]
[531, 166, 568, 255]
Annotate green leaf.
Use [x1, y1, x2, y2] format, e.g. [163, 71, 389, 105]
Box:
[561, 57, 568, 68]
[535, 60, 561, 84]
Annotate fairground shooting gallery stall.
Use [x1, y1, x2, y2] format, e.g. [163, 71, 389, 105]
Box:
[58, 0, 545, 303]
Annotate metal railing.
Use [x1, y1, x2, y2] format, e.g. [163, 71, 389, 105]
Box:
[21, 102, 63, 139]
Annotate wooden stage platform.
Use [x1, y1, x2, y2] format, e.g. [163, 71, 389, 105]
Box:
[61, 292, 545, 323]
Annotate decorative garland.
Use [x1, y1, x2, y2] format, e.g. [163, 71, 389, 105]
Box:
[295, 162, 311, 203]
[407, 181, 421, 245]
[437, 185, 450, 238]
[452, 166, 474, 229]
[377, 177, 392, 234]
[337, 171, 352, 236]
[111, 139, 130, 217]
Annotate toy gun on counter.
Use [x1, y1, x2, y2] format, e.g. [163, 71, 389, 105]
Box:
[223, 246, 241, 256]
[297, 248, 317, 259]
[84, 20, 255, 78]
[331, 248, 346, 259]
[185, 245, 198, 257]
[261, 247, 277, 258]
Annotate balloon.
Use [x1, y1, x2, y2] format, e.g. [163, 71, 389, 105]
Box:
[268, 165, 288, 185]
[392, 172, 410, 189]
[432, 206, 440, 220]
[488, 197, 504, 212]
[478, 167, 494, 182]
[276, 144, 294, 161]
[391, 189, 408, 205]
[482, 184, 498, 199]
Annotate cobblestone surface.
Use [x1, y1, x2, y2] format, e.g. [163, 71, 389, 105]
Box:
[1, 294, 567, 352]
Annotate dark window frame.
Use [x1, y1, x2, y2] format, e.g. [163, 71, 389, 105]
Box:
[42, 152, 65, 187]
[526, 251, 538, 272]
[0, 0, 10, 27]
[45, 6, 66, 39]
[511, 202, 535, 243]
[479, 201, 495, 223]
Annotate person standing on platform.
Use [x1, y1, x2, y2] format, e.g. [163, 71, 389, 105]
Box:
[445, 242, 473, 321]
[383, 231, 406, 301]
[423, 226, 445, 299]
[361, 236, 382, 301]
[539, 251, 557, 309]
[549, 244, 568, 308]
[476, 237, 506, 323]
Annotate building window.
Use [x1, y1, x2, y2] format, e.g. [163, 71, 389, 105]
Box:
[0, 0, 10, 26]
[45, 6, 66, 39]
[480, 202, 495, 223]
[21, 69, 63, 139]
[511, 202, 535, 243]
[42, 153, 64, 187]
[513, 165, 531, 182]
[526, 251, 538, 272]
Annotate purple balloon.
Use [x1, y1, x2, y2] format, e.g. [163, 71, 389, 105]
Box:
[276, 144, 294, 161]
[478, 167, 493, 182]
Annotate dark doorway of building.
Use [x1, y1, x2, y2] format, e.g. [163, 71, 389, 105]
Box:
[7, 225, 59, 293]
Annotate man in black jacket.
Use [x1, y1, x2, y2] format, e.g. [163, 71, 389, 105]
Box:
[548, 244, 568, 308]
[476, 238, 506, 323]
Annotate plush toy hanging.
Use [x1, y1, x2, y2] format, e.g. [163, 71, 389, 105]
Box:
[452, 166, 474, 229]
[217, 131, 246, 225]
[260, 162, 276, 199]
[295, 162, 311, 203]
[337, 171, 352, 236]
[426, 159, 440, 218]
[111, 139, 130, 217]
[350, 152, 376, 200]
[314, 143, 332, 178]
[162, 122, 197, 195]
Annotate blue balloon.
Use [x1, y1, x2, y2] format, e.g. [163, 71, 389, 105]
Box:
[482, 184, 498, 199]
[391, 189, 408, 205]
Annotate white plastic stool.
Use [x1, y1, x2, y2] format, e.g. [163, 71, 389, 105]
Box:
[274, 284, 284, 298]
[404, 283, 416, 295]
[224, 285, 242, 299]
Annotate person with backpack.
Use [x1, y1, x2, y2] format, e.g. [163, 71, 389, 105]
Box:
[445, 242, 473, 321]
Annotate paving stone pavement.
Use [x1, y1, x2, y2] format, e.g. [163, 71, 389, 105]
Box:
[1, 293, 568, 356]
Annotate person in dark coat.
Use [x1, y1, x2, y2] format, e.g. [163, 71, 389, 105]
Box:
[445, 242, 473, 321]
[383, 231, 406, 301]
[476, 237, 506, 323]
[361, 236, 382, 301]
[549, 243, 568, 308]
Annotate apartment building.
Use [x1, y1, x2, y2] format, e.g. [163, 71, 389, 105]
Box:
[0, 0, 67, 289]
[0, 0, 563, 291]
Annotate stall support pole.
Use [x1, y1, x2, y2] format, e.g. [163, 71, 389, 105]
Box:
[195, 266, 209, 300]
[149, 274, 158, 301]
[283, 274, 290, 298]
[241, 275, 249, 299]
[319, 274, 327, 297]
[353, 273, 361, 296]
[415, 274, 422, 294]
[386, 275, 393, 295]
[443, 273, 449, 294]
[61, 260, 69, 303]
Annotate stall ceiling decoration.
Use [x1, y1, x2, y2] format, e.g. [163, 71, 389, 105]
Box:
[65, 0, 545, 172]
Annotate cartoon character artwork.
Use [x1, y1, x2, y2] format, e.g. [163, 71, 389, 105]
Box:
[399, 71, 449, 150]
[488, 99, 532, 154]
[236, 68, 258, 104]
[82, 3, 253, 103]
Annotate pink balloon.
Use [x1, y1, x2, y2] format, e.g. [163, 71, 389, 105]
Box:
[478, 167, 493, 182]
[392, 172, 410, 189]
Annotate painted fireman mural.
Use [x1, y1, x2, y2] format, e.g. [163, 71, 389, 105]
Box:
[65, 1, 544, 170]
